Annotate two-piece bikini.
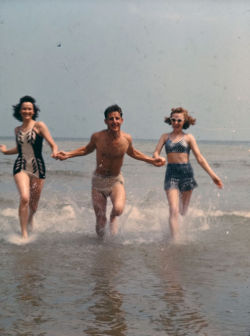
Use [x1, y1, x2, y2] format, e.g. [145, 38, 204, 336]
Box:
[164, 136, 197, 191]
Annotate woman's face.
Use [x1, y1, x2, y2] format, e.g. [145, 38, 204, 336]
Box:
[170, 113, 185, 130]
[20, 102, 34, 121]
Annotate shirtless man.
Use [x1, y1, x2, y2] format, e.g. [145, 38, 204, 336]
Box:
[57, 105, 166, 238]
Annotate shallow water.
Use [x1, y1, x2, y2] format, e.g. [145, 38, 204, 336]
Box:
[1, 139, 250, 335]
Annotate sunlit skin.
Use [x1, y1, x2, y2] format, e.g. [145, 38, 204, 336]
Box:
[20, 102, 35, 121]
[57, 110, 166, 238]
[153, 112, 223, 241]
[0, 101, 58, 239]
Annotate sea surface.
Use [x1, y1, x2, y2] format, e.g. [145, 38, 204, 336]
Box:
[0, 137, 250, 336]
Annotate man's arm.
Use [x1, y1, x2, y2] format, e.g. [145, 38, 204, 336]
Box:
[126, 136, 166, 167]
[57, 134, 96, 160]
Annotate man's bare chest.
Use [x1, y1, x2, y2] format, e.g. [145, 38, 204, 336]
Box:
[97, 139, 128, 159]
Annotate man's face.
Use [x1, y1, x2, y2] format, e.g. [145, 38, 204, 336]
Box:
[105, 111, 123, 132]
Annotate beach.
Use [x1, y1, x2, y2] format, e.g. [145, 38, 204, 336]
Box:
[0, 138, 250, 336]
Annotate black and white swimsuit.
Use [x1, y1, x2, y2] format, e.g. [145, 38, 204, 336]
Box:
[13, 128, 46, 179]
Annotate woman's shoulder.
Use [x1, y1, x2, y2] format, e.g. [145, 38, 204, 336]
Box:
[34, 121, 45, 128]
[33, 121, 47, 131]
[160, 133, 169, 142]
[14, 126, 21, 134]
[184, 133, 196, 144]
[33, 121, 49, 137]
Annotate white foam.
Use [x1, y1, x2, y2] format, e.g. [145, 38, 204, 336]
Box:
[1, 208, 18, 218]
[1, 200, 249, 245]
[229, 210, 250, 218]
[5, 233, 38, 245]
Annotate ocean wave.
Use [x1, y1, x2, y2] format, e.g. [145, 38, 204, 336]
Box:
[188, 208, 250, 219]
[46, 170, 90, 178]
[0, 172, 13, 179]
[1, 201, 249, 242]
[0, 198, 16, 207]
[0, 168, 89, 178]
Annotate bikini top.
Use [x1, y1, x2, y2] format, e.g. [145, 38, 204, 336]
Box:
[165, 135, 191, 155]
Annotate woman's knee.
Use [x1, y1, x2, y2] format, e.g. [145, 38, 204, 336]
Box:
[169, 206, 179, 218]
[20, 194, 30, 207]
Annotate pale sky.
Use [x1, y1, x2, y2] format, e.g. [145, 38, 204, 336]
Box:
[1, 0, 250, 140]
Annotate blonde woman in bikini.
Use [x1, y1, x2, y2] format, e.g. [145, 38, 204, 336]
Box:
[153, 107, 223, 240]
[0, 96, 58, 238]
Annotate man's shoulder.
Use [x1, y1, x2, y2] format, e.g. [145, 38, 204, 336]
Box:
[121, 131, 132, 142]
[91, 129, 106, 139]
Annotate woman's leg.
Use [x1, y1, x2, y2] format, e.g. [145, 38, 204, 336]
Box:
[166, 188, 180, 239]
[180, 190, 193, 216]
[28, 177, 45, 229]
[14, 172, 31, 238]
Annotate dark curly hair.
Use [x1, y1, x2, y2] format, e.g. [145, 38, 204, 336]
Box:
[104, 104, 123, 119]
[164, 107, 196, 129]
[13, 95, 40, 121]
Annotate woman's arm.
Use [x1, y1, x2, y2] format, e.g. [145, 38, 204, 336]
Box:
[36, 122, 58, 157]
[0, 144, 18, 155]
[188, 134, 223, 188]
[0, 128, 19, 155]
[153, 134, 168, 158]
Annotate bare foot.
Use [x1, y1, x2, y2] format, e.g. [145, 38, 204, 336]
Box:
[109, 220, 118, 236]
[28, 221, 34, 233]
[22, 231, 29, 239]
[96, 224, 105, 239]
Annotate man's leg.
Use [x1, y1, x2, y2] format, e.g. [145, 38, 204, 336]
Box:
[109, 182, 126, 235]
[92, 188, 107, 238]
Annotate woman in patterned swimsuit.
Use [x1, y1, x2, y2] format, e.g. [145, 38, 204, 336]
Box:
[153, 107, 223, 240]
[0, 96, 58, 238]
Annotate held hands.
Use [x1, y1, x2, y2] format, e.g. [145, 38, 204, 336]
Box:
[152, 156, 166, 167]
[51, 150, 58, 159]
[54, 151, 69, 161]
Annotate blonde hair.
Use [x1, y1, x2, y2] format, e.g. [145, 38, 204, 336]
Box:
[164, 107, 196, 129]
